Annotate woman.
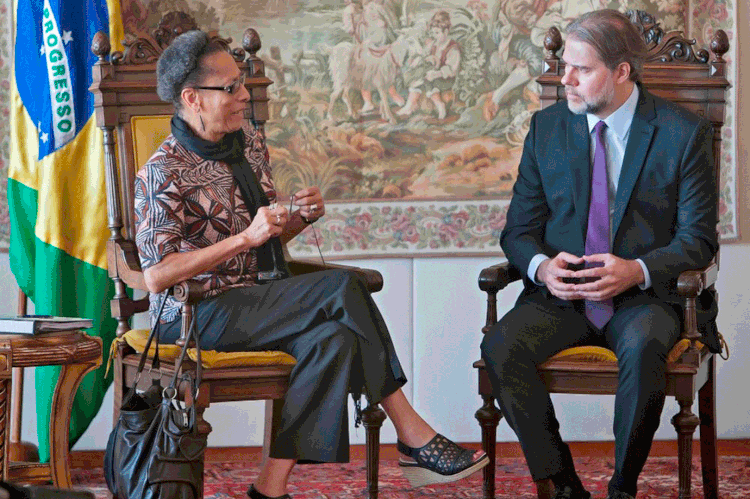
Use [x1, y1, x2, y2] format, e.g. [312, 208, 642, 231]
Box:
[134, 30, 487, 499]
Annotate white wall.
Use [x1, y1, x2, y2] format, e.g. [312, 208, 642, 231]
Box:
[0, 245, 747, 451]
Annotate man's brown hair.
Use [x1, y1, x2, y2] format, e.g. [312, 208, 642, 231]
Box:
[565, 9, 648, 82]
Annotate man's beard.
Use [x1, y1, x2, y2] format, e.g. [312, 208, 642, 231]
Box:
[566, 81, 615, 116]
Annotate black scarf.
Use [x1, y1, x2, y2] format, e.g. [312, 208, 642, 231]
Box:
[171, 115, 289, 281]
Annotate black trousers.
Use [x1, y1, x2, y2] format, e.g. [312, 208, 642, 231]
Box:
[160, 269, 407, 464]
[480, 290, 681, 497]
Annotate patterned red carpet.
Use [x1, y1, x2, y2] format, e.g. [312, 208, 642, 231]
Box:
[72, 456, 750, 498]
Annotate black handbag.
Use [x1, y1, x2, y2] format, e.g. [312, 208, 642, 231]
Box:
[104, 295, 207, 499]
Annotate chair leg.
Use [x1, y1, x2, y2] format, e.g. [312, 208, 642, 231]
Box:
[49, 360, 102, 489]
[0, 345, 11, 484]
[113, 346, 126, 424]
[699, 355, 719, 499]
[194, 405, 214, 499]
[362, 404, 386, 499]
[671, 398, 700, 499]
[475, 393, 501, 499]
[187, 385, 213, 499]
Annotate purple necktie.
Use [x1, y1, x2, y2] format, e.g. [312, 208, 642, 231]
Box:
[584, 121, 614, 329]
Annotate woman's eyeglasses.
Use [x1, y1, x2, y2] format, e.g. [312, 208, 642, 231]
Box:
[194, 73, 246, 95]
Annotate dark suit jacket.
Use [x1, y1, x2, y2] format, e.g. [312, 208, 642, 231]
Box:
[500, 86, 720, 347]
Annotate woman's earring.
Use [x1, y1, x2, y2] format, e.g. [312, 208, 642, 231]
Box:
[199, 114, 206, 132]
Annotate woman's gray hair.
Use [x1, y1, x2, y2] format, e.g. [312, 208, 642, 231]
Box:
[156, 30, 225, 110]
[565, 10, 647, 82]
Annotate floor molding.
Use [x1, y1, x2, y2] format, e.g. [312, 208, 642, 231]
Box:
[71, 439, 750, 469]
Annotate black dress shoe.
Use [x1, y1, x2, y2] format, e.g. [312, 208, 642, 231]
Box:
[554, 485, 592, 499]
[607, 491, 635, 499]
[247, 484, 291, 499]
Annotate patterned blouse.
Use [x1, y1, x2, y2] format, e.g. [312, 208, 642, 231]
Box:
[134, 123, 276, 324]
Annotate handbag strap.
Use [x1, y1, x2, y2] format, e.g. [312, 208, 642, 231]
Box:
[125, 291, 170, 401]
[165, 311, 202, 394]
[127, 291, 202, 399]
[160, 310, 202, 431]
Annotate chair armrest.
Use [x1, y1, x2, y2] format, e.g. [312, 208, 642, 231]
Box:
[166, 259, 383, 346]
[478, 262, 522, 332]
[288, 258, 384, 293]
[170, 259, 385, 305]
[674, 263, 719, 359]
[107, 239, 147, 291]
[478, 261, 522, 294]
[676, 262, 718, 298]
[172, 281, 206, 305]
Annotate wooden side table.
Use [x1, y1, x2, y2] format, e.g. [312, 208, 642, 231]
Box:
[0, 330, 102, 488]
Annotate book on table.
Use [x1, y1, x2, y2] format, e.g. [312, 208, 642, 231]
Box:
[0, 316, 93, 335]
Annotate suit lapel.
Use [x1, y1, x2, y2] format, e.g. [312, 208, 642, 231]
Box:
[567, 112, 591, 246]
[612, 89, 657, 242]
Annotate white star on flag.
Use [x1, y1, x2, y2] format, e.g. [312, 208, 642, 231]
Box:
[40, 131, 49, 144]
[62, 30, 73, 44]
[40, 45, 46, 55]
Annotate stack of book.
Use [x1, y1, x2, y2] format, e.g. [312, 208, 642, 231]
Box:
[0, 315, 93, 335]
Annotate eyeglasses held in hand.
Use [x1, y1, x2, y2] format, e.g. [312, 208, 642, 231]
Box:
[289, 194, 326, 268]
[194, 73, 246, 95]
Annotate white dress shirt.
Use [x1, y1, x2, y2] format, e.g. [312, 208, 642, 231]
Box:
[527, 84, 652, 289]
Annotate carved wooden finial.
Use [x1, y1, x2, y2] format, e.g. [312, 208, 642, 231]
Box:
[710, 30, 729, 61]
[243, 28, 262, 58]
[230, 47, 247, 62]
[91, 31, 111, 62]
[544, 27, 562, 60]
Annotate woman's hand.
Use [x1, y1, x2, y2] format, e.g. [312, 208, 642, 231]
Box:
[241, 204, 289, 248]
[293, 187, 325, 222]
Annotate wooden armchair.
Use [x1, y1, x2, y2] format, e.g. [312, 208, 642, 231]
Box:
[473, 11, 730, 499]
[89, 12, 386, 499]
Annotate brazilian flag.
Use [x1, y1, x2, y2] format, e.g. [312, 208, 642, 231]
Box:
[9, 0, 124, 461]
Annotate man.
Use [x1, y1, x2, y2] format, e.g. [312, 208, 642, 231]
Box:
[480, 9, 718, 499]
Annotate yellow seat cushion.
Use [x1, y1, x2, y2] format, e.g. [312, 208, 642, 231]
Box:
[109, 329, 296, 371]
[548, 346, 618, 363]
[188, 349, 297, 369]
[547, 340, 704, 365]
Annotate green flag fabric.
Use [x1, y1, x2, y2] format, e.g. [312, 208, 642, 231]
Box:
[9, 0, 124, 462]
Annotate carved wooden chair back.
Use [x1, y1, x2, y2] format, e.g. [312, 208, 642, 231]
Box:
[473, 11, 729, 499]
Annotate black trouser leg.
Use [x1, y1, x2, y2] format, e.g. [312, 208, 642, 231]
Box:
[159, 269, 407, 463]
[271, 321, 357, 462]
[481, 292, 681, 495]
[604, 302, 681, 497]
[480, 294, 596, 481]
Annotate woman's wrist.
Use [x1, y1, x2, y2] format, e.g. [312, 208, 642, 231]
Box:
[237, 231, 258, 251]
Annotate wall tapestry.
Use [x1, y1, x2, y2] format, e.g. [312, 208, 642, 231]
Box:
[0, 0, 738, 257]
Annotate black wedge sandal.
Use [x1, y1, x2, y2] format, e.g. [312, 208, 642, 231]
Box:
[397, 433, 489, 487]
[247, 484, 291, 499]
